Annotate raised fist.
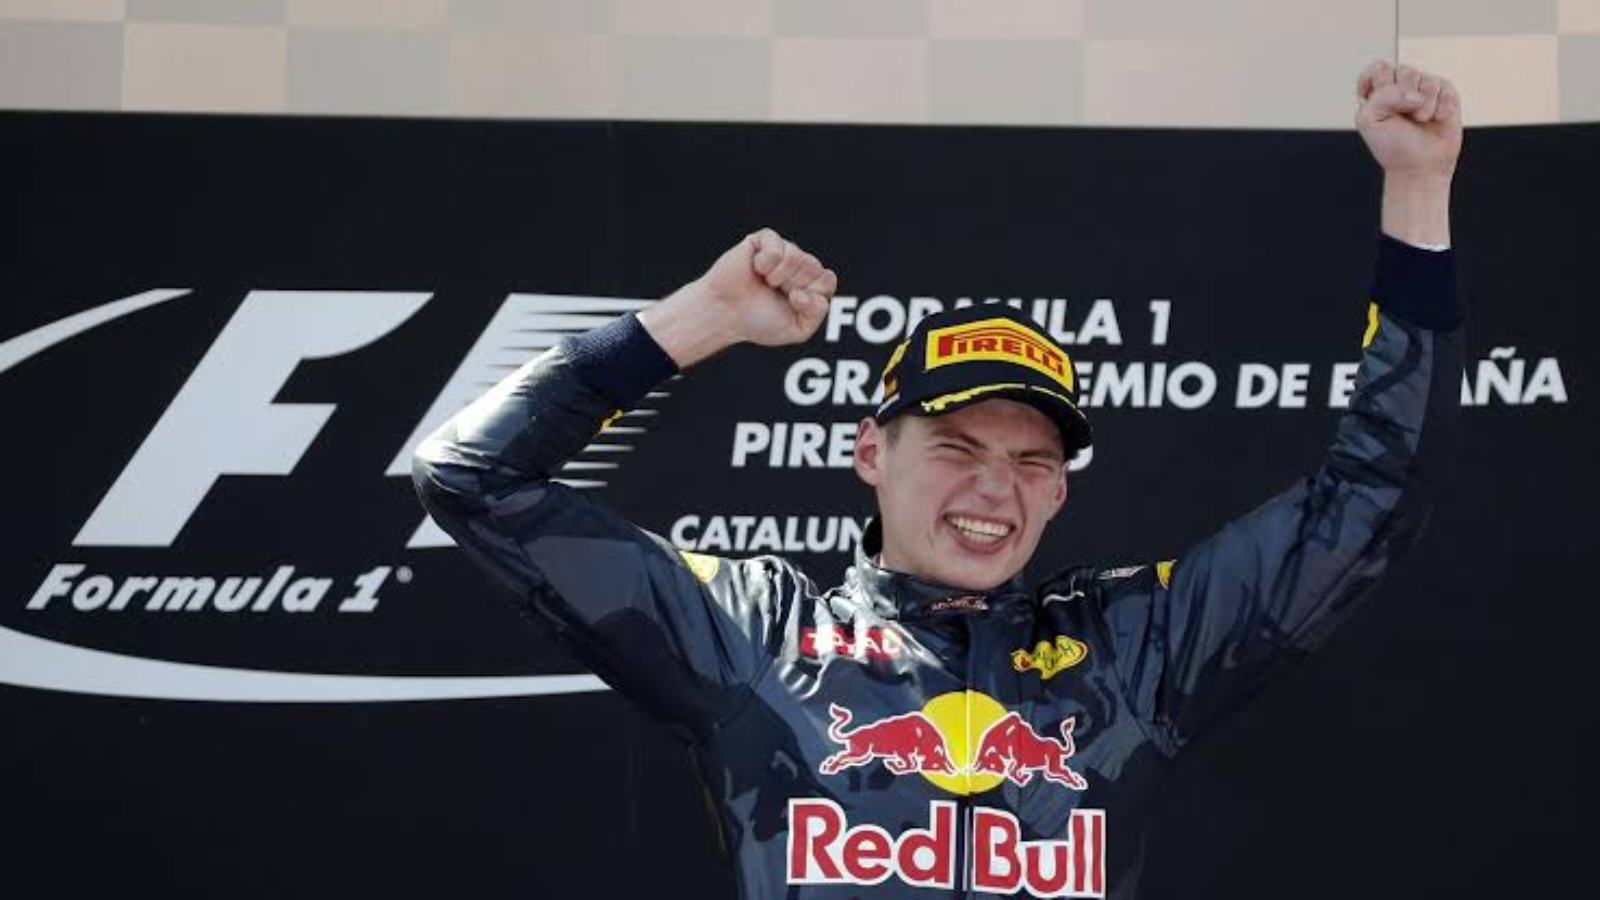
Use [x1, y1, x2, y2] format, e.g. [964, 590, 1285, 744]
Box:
[1355, 60, 1463, 179]
[696, 228, 838, 348]
[639, 228, 839, 369]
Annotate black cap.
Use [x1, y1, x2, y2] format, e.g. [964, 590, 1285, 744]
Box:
[874, 304, 1093, 453]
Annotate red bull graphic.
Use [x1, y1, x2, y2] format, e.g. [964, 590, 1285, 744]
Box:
[787, 799, 1105, 897]
[972, 712, 1089, 790]
[818, 690, 1089, 796]
[819, 703, 956, 775]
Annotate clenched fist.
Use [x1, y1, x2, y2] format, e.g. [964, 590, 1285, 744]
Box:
[639, 228, 839, 369]
[705, 228, 838, 346]
[1355, 60, 1463, 179]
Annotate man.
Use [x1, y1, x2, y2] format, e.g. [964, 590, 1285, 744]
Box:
[412, 60, 1462, 898]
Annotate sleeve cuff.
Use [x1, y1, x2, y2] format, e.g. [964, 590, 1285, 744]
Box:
[1370, 232, 1463, 331]
[563, 312, 680, 409]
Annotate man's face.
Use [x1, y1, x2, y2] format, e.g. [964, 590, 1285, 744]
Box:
[854, 399, 1069, 591]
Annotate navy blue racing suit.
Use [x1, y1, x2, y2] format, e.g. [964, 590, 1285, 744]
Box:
[412, 233, 1461, 898]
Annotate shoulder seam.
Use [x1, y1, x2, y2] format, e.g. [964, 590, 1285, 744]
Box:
[1079, 575, 1182, 757]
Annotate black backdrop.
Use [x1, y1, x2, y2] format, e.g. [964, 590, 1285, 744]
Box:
[2, 112, 1594, 896]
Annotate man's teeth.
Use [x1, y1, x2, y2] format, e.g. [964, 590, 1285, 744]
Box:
[947, 516, 1013, 540]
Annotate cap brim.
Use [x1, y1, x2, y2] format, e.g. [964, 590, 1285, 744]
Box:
[900, 382, 1093, 453]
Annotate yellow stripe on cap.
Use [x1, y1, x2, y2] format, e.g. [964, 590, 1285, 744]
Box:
[919, 381, 1083, 416]
[920, 382, 1031, 414]
[1024, 383, 1081, 409]
[1361, 302, 1380, 349]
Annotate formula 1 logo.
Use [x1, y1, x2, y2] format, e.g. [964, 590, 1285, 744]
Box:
[925, 316, 1075, 391]
[819, 691, 1089, 796]
[0, 287, 656, 702]
[10, 289, 653, 549]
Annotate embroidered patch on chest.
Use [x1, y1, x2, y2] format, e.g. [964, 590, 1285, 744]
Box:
[1012, 634, 1090, 679]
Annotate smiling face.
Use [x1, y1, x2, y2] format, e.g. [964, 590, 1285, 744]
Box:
[853, 399, 1069, 591]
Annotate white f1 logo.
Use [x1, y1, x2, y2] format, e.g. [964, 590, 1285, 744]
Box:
[74, 291, 430, 547]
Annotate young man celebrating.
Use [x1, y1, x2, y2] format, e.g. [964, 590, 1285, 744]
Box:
[413, 61, 1463, 898]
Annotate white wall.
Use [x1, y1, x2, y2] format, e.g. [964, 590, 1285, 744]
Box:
[0, 0, 1596, 126]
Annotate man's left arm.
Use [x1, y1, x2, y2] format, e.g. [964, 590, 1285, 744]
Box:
[1093, 62, 1466, 754]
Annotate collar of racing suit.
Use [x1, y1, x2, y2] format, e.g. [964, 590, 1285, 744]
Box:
[847, 517, 1032, 622]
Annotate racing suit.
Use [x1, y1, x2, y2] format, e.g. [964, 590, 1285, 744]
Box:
[412, 233, 1461, 898]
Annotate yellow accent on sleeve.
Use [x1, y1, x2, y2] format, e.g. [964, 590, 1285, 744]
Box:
[1361, 302, 1380, 349]
[678, 550, 721, 584]
[1155, 559, 1174, 590]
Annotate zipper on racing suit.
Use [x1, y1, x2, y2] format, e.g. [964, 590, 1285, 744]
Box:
[957, 612, 979, 899]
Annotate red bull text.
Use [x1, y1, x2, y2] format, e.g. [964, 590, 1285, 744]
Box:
[787, 799, 1106, 896]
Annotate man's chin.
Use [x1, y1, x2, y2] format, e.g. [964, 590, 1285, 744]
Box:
[931, 559, 1019, 593]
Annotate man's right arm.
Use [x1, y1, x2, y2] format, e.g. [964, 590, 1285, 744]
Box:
[411, 229, 837, 731]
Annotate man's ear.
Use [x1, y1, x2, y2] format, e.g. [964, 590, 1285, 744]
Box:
[854, 417, 884, 487]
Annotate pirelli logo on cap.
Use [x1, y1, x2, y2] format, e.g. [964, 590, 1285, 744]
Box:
[924, 317, 1074, 392]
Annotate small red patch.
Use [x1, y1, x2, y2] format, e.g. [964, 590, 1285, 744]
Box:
[800, 625, 903, 660]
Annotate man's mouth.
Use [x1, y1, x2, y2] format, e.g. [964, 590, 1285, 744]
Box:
[944, 514, 1015, 546]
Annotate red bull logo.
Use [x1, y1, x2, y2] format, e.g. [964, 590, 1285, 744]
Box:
[819, 690, 1088, 796]
[820, 704, 956, 776]
[787, 799, 1106, 896]
[972, 712, 1089, 790]
[798, 692, 1103, 895]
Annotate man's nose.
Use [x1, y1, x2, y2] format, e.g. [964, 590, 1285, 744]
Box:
[972, 457, 1015, 498]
